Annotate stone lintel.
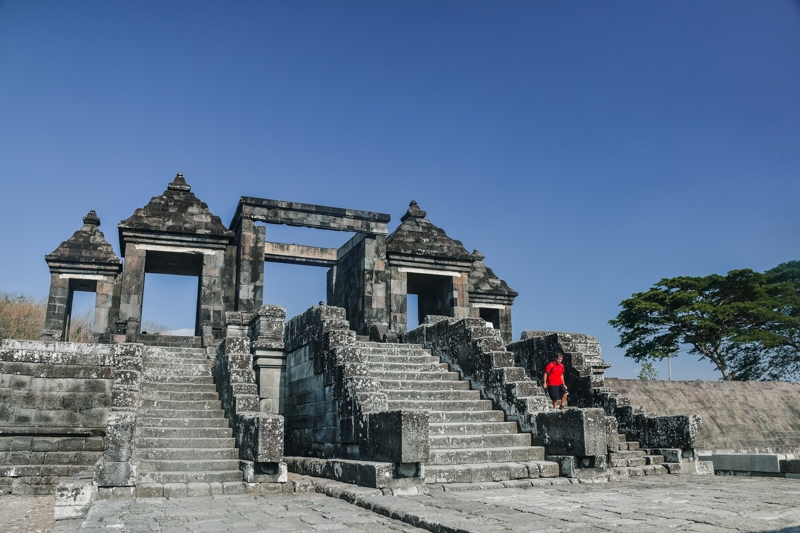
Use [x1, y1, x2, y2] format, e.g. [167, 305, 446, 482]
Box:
[470, 302, 507, 309]
[45, 263, 122, 277]
[397, 266, 462, 277]
[118, 233, 230, 256]
[469, 293, 516, 306]
[264, 241, 338, 266]
[388, 255, 473, 272]
[233, 197, 390, 235]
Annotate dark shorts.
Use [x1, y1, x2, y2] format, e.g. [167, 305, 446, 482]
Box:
[547, 384, 568, 401]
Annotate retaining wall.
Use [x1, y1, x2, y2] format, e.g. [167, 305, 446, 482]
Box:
[606, 378, 800, 454]
[0, 340, 114, 494]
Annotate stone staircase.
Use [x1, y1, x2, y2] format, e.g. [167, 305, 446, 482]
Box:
[133, 346, 244, 496]
[607, 434, 667, 477]
[355, 341, 558, 484]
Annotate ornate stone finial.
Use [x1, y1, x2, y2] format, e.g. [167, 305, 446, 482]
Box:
[167, 172, 191, 192]
[400, 200, 427, 222]
[83, 210, 100, 226]
[472, 249, 485, 261]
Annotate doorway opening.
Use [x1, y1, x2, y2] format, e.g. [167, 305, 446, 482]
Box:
[263, 262, 328, 320]
[478, 307, 500, 330]
[67, 287, 95, 342]
[406, 272, 454, 326]
[141, 272, 200, 336]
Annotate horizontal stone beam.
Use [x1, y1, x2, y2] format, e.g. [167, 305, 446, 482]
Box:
[263, 241, 338, 266]
[233, 197, 390, 235]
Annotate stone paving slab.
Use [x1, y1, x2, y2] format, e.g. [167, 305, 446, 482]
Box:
[396, 476, 800, 532]
[53, 476, 800, 533]
[53, 492, 427, 533]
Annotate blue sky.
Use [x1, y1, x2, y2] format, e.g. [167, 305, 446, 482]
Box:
[1, 1, 798, 380]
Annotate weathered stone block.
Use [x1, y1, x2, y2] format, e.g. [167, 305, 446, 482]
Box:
[102, 411, 136, 462]
[94, 460, 135, 487]
[364, 410, 429, 463]
[532, 408, 607, 457]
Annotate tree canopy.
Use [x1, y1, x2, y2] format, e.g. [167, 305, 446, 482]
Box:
[609, 261, 800, 381]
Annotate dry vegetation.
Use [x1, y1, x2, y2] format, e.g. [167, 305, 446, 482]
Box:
[0, 293, 47, 341]
[0, 292, 171, 342]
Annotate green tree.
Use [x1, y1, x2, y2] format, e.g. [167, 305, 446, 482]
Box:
[752, 261, 800, 380]
[638, 362, 659, 381]
[609, 269, 771, 381]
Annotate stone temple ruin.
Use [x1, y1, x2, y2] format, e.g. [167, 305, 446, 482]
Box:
[2, 174, 799, 516]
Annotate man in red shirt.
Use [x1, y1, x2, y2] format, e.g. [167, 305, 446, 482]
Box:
[543, 352, 568, 410]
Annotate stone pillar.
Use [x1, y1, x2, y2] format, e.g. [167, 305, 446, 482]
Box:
[362, 234, 388, 333]
[235, 219, 265, 313]
[249, 305, 286, 414]
[92, 277, 117, 338]
[199, 250, 225, 340]
[40, 274, 71, 341]
[499, 305, 513, 346]
[388, 266, 408, 335]
[118, 244, 146, 337]
[452, 272, 470, 319]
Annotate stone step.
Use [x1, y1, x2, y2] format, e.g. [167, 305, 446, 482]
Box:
[427, 410, 506, 423]
[369, 370, 459, 381]
[136, 417, 230, 428]
[386, 399, 493, 411]
[137, 470, 243, 484]
[620, 441, 640, 451]
[424, 461, 559, 484]
[377, 379, 470, 391]
[609, 450, 646, 459]
[136, 447, 239, 461]
[364, 355, 440, 364]
[136, 426, 233, 439]
[142, 375, 215, 385]
[139, 408, 225, 419]
[353, 342, 424, 350]
[646, 455, 665, 465]
[367, 362, 449, 372]
[617, 434, 627, 443]
[139, 399, 222, 410]
[141, 382, 219, 393]
[137, 459, 240, 472]
[429, 446, 545, 465]
[384, 389, 481, 401]
[609, 464, 668, 478]
[142, 359, 214, 370]
[141, 391, 220, 401]
[429, 421, 519, 435]
[610, 457, 647, 468]
[136, 436, 236, 450]
[430, 433, 532, 449]
[144, 369, 213, 378]
[144, 346, 207, 355]
[143, 363, 214, 372]
[135, 436, 236, 449]
[143, 355, 211, 363]
[134, 481, 245, 498]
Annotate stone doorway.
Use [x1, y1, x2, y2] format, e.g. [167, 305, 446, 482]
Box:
[406, 271, 456, 326]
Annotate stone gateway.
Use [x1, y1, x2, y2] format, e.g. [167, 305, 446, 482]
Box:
[5, 173, 794, 518]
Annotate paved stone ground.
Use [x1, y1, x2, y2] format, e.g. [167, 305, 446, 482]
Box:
[53, 476, 800, 533]
[53, 492, 428, 533]
[0, 495, 56, 533]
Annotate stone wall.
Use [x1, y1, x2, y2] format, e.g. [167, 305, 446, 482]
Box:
[510, 332, 702, 452]
[606, 378, 800, 454]
[283, 305, 428, 471]
[328, 233, 389, 335]
[0, 340, 114, 494]
[405, 318, 608, 462]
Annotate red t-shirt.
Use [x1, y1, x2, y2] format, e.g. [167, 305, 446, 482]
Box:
[544, 362, 565, 386]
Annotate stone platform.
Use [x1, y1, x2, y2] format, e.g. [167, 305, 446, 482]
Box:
[53, 475, 800, 533]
